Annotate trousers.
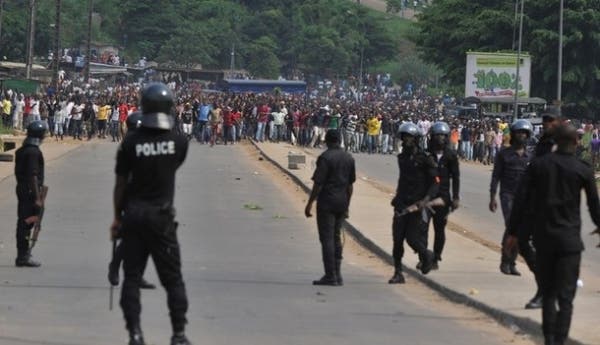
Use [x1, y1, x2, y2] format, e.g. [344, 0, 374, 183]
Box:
[500, 193, 518, 266]
[316, 208, 344, 277]
[431, 205, 450, 260]
[392, 211, 429, 270]
[537, 250, 580, 344]
[120, 204, 188, 333]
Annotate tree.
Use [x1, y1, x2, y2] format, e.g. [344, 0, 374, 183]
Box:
[386, 0, 403, 14]
[415, 0, 600, 117]
[245, 36, 280, 78]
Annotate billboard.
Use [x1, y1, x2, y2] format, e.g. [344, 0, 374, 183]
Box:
[465, 52, 531, 98]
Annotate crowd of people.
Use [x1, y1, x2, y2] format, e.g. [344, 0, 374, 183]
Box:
[2, 76, 600, 170]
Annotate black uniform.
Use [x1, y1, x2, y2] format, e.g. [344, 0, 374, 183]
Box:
[520, 151, 600, 344]
[311, 145, 356, 284]
[116, 127, 189, 334]
[14, 142, 44, 262]
[507, 134, 555, 307]
[391, 149, 439, 273]
[490, 146, 531, 268]
[430, 147, 460, 261]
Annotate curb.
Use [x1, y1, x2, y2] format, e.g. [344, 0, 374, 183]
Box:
[249, 140, 586, 345]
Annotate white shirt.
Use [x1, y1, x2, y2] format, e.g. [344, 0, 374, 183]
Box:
[71, 104, 84, 120]
[31, 101, 40, 115]
[111, 108, 119, 121]
[14, 99, 25, 114]
[272, 111, 285, 126]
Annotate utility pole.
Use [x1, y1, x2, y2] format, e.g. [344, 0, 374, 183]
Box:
[230, 44, 235, 71]
[25, 0, 36, 79]
[557, 0, 564, 113]
[53, 0, 61, 91]
[512, 0, 519, 50]
[512, 0, 524, 122]
[0, 0, 5, 48]
[85, 0, 93, 82]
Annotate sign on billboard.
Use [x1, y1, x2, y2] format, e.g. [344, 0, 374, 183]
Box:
[465, 52, 531, 98]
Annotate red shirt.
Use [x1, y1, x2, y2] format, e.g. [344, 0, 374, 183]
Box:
[24, 98, 32, 115]
[258, 105, 270, 123]
[231, 111, 241, 124]
[118, 104, 129, 122]
[222, 109, 233, 126]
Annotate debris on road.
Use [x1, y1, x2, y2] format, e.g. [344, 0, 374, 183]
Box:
[244, 203, 263, 211]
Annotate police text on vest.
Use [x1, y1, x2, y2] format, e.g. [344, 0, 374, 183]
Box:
[136, 141, 176, 157]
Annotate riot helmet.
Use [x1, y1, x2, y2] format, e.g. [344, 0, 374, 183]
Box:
[510, 119, 533, 147]
[430, 121, 450, 149]
[510, 119, 533, 137]
[430, 121, 450, 136]
[24, 120, 48, 146]
[140, 83, 175, 130]
[397, 122, 420, 138]
[398, 122, 420, 151]
[126, 112, 143, 130]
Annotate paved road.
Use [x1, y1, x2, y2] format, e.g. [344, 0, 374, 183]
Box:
[341, 152, 600, 274]
[0, 141, 531, 345]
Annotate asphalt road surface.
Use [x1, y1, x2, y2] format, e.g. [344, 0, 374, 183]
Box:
[0, 141, 533, 345]
[347, 152, 600, 273]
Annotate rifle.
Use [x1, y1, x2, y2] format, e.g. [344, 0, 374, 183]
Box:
[394, 197, 446, 221]
[109, 238, 116, 311]
[29, 185, 49, 250]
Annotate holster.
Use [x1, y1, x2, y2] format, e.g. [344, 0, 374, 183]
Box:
[124, 201, 176, 234]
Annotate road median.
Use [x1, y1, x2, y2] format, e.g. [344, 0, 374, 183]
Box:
[249, 140, 595, 345]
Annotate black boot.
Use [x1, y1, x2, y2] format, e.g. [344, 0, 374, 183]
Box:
[335, 260, 343, 286]
[388, 270, 405, 284]
[140, 278, 156, 290]
[312, 275, 339, 286]
[171, 333, 192, 345]
[509, 265, 521, 276]
[419, 250, 435, 275]
[432, 254, 442, 270]
[128, 328, 145, 345]
[108, 261, 119, 286]
[525, 293, 542, 309]
[15, 255, 41, 268]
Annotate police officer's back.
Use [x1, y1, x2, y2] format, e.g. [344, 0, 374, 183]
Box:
[14, 121, 47, 267]
[305, 129, 356, 286]
[522, 124, 600, 345]
[111, 83, 191, 345]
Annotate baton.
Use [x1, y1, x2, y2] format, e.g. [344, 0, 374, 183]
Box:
[109, 238, 116, 311]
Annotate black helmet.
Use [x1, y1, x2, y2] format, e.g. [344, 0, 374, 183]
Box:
[397, 122, 420, 138]
[126, 112, 143, 130]
[140, 83, 175, 130]
[430, 121, 450, 136]
[27, 120, 48, 139]
[511, 119, 533, 137]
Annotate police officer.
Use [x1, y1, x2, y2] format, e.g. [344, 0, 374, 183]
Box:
[110, 83, 191, 345]
[305, 129, 356, 286]
[428, 121, 460, 269]
[108, 111, 156, 290]
[14, 121, 47, 267]
[512, 124, 600, 345]
[505, 107, 561, 309]
[389, 122, 439, 284]
[489, 119, 533, 276]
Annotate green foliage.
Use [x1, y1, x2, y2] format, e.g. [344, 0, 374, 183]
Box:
[386, 0, 404, 14]
[0, 0, 409, 79]
[415, 0, 600, 117]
